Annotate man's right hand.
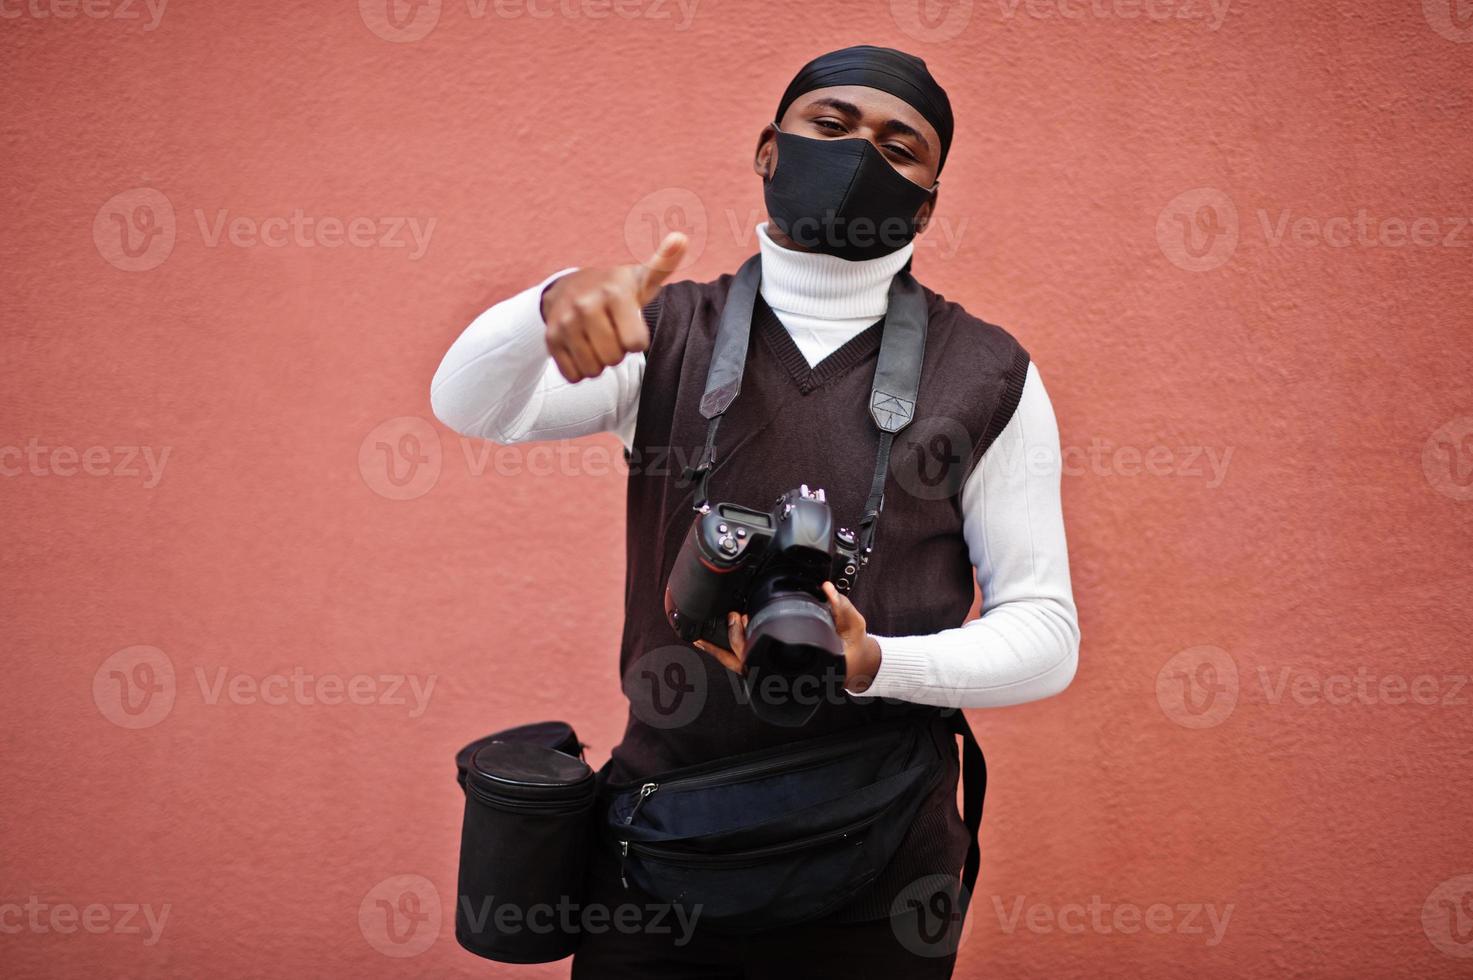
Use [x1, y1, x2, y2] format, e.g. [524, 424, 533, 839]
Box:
[540, 232, 688, 383]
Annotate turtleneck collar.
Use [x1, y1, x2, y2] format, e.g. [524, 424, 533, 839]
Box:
[755, 222, 913, 321]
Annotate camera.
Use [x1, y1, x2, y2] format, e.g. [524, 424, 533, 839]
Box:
[664, 485, 864, 724]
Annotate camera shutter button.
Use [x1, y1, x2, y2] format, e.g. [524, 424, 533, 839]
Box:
[718, 534, 739, 555]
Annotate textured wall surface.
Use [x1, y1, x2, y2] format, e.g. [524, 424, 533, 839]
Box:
[2, 1, 1471, 977]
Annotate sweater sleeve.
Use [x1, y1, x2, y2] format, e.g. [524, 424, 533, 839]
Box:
[430, 269, 645, 448]
[852, 362, 1080, 708]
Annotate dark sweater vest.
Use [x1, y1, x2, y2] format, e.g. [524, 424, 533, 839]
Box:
[612, 269, 1029, 922]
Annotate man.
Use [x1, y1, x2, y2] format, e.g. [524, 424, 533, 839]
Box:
[433, 45, 1078, 979]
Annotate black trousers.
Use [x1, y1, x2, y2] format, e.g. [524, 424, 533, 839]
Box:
[569, 849, 959, 980]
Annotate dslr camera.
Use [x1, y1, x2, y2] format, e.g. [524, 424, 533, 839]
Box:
[664, 486, 864, 723]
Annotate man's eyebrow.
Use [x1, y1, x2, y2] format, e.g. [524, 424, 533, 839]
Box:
[805, 97, 932, 153]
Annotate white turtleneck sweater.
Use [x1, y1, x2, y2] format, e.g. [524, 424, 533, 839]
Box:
[431, 224, 1079, 708]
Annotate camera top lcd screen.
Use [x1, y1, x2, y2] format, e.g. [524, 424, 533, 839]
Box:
[716, 503, 773, 529]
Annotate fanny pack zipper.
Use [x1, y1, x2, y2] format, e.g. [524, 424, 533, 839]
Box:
[620, 783, 660, 887]
[609, 724, 912, 797]
[627, 808, 885, 870]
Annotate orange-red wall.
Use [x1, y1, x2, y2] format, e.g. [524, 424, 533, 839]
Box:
[3, 1, 1471, 977]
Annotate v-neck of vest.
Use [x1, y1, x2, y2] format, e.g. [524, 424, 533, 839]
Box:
[753, 297, 884, 394]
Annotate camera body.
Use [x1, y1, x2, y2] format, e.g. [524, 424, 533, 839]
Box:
[664, 486, 862, 723]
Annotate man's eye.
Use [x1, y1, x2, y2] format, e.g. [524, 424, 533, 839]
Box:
[885, 144, 917, 161]
[813, 119, 847, 133]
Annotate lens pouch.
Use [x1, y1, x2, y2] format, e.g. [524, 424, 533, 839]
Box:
[454, 722, 595, 963]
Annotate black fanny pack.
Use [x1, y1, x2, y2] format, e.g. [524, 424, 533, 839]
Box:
[603, 711, 985, 934]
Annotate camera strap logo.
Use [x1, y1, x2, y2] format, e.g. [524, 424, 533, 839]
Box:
[871, 390, 916, 431]
[359, 874, 440, 957]
[93, 646, 177, 729]
[624, 646, 707, 729]
[1156, 646, 1239, 728]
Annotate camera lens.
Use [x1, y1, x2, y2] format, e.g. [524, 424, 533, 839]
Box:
[741, 584, 845, 727]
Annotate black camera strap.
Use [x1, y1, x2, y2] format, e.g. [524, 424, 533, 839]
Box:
[687, 253, 928, 583]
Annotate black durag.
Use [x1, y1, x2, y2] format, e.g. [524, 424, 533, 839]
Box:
[775, 44, 954, 173]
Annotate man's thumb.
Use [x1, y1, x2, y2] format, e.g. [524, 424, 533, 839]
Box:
[636, 232, 688, 303]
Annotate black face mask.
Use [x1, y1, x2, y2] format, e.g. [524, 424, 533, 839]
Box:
[763, 129, 935, 262]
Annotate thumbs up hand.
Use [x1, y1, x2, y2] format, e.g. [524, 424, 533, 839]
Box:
[539, 232, 689, 383]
